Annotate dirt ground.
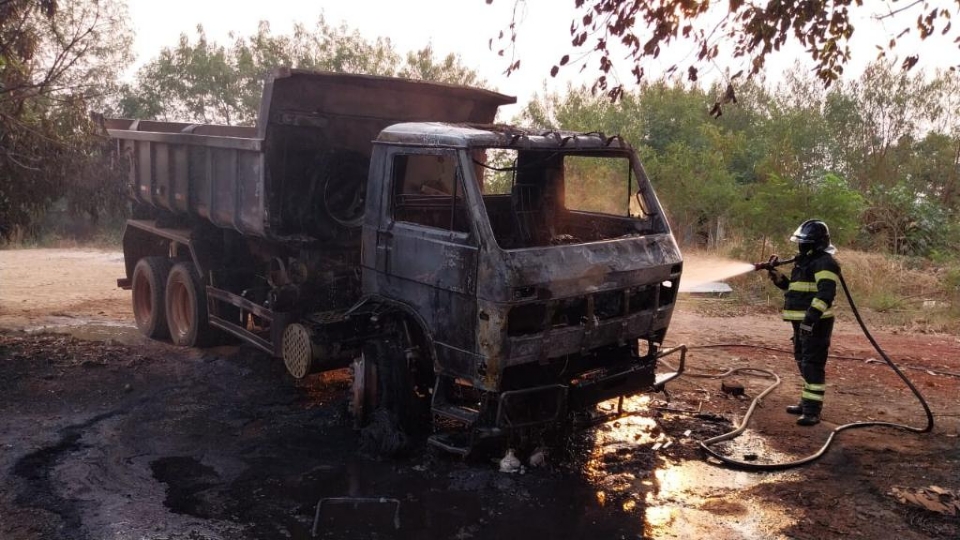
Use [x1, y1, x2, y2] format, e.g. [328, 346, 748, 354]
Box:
[1, 248, 958, 540]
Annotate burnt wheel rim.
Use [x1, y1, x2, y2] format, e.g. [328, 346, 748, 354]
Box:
[132, 272, 152, 326]
[168, 277, 192, 341]
[350, 353, 378, 425]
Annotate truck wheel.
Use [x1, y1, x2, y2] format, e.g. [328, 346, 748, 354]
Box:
[357, 337, 430, 456]
[165, 262, 212, 347]
[131, 256, 172, 339]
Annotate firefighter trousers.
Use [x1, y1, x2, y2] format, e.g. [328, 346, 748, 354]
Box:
[791, 318, 834, 415]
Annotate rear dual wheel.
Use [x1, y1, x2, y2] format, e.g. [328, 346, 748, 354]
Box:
[165, 262, 213, 347]
[132, 257, 173, 339]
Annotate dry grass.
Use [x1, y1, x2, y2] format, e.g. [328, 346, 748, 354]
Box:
[0, 225, 123, 250]
[682, 244, 960, 335]
[835, 250, 959, 333]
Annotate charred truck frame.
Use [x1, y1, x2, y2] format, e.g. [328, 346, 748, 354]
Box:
[108, 69, 685, 454]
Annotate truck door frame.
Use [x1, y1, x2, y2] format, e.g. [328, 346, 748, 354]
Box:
[373, 146, 484, 380]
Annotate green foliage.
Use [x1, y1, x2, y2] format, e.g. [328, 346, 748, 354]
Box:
[1, 0, 132, 240]
[642, 135, 738, 244]
[520, 61, 959, 257]
[564, 155, 635, 216]
[732, 174, 807, 242]
[865, 291, 904, 313]
[862, 182, 954, 256]
[808, 173, 865, 245]
[399, 45, 483, 87]
[944, 267, 960, 293]
[118, 20, 484, 126]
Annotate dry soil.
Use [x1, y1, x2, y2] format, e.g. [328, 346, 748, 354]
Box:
[1, 248, 958, 540]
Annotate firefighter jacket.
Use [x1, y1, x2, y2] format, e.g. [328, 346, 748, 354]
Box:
[771, 251, 841, 327]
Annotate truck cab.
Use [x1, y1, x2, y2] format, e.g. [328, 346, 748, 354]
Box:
[361, 124, 682, 451]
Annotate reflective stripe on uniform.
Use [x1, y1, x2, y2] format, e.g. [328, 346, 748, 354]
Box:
[789, 281, 818, 292]
[811, 298, 829, 312]
[782, 310, 806, 321]
[815, 270, 839, 283]
[802, 381, 825, 402]
[785, 308, 835, 320]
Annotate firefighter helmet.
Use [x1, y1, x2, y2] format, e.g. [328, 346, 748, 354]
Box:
[790, 219, 836, 254]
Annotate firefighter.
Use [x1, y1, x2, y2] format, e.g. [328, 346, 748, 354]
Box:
[766, 219, 841, 426]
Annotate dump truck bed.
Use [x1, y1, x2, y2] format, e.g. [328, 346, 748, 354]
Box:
[106, 69, 515, 239]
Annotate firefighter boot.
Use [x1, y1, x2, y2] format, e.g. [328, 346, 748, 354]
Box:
[785, 404, 803, 415]
[796, 400, 821, 426]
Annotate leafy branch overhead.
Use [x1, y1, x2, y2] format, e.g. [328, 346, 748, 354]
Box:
[488, 0, 960, 101]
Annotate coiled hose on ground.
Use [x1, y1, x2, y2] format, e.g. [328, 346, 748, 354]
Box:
[682, 272, 935, 471]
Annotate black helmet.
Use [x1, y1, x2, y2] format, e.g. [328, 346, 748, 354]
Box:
[790, 219, 836, 254]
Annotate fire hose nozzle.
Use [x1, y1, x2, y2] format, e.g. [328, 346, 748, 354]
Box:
[753, 256, 796, 272]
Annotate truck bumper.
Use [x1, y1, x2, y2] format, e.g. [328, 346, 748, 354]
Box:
[489, 344, 686, 431]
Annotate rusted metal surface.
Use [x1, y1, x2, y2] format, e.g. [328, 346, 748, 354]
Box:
[364, 125, 682, 397]
[110, 69, 683, 450]
[106, 69, 514, 240]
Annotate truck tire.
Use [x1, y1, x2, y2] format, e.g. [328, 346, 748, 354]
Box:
[165, 262, 212, 347]
[131, 256, 172, 339]
[358, 337, 430, 456]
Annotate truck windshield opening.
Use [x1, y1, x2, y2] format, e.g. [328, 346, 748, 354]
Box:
[472, 148, 660, 250]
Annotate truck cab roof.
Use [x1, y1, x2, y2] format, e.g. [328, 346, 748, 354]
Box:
[377, 122, 633, 151]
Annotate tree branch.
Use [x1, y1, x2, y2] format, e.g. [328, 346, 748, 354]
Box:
[875, 0, 925, 21]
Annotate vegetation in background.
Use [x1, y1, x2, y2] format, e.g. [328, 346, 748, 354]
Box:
[1, 7, 482, 242]
[1, 0, 131, 242]
[3, 2, 959, 332]
[521, 61, 960, 261]
[715, 246, 960, 334]
[116, 21, 484, 126]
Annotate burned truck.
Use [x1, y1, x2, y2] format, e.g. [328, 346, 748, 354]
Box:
[107, 69, 684, 454]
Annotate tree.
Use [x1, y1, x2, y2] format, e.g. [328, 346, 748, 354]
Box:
[119, 20, 486, 126]
[818, 60, 959, 254]
[1, 0, 132, 239]
[488, 0, 960, 100]
[399, 44, 484, 87]
[643, 137, 740, 246]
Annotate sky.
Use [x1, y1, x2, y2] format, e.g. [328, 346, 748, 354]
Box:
[125, 0, 958, 116]
[126, 0, 577, 114]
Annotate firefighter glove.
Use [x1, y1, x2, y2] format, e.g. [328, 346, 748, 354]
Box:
[768, 268, 788, 289]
